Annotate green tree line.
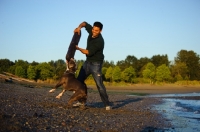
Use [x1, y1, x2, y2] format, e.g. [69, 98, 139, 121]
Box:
[0, 50, 200, 83]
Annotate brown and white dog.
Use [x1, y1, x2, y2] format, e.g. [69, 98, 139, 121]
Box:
[49, 58, 87, 108]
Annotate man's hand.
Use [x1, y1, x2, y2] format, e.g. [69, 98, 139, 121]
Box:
[76, 45, 80, 50]
[74, 27, 81, 35]
[74, 22, 86, 35]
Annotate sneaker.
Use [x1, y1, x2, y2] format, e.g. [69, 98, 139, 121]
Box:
[73, 102, 84, 107]
[106, 106, 111, 110]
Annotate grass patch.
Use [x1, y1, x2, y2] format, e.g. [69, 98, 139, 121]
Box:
[175, 80, 200, 85]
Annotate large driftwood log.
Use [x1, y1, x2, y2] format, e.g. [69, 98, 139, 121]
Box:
[0, 72, 34, 83]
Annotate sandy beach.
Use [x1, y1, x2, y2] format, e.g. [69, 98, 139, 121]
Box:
[0, 81, 200, 132]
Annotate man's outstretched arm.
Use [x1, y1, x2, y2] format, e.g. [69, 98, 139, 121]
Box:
[76, 45, 89, 55]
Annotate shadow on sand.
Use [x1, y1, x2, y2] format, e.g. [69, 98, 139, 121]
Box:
[87, 98, 143, 109]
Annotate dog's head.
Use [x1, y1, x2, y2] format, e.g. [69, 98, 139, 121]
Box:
[68, 58, 77, 72]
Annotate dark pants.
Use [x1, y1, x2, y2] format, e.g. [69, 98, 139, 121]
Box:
[77, 61, 110, 106]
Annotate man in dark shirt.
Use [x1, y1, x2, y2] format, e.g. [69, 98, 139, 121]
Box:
[74, 21, 111, 110]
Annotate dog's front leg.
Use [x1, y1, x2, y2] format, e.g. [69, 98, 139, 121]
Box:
[49, 79, 64, 93]
[56, 90, 66, 99]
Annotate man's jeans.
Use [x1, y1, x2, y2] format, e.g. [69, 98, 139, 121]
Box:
[77, 61, 110, 106]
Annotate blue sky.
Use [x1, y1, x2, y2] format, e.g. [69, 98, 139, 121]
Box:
[0, 0, 200, 63]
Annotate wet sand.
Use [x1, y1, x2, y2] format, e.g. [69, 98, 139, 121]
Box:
[0, 82, 199, 132]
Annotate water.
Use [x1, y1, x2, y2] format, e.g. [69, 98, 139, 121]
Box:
[151, 93, 200, 132]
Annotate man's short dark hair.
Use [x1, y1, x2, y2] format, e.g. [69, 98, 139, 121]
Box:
[93, 21, 103, 30]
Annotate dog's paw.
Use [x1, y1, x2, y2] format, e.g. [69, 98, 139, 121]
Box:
[79, 106, 87, 110]
[49, 89, 55, 93]
[56, 95, 61, 99]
